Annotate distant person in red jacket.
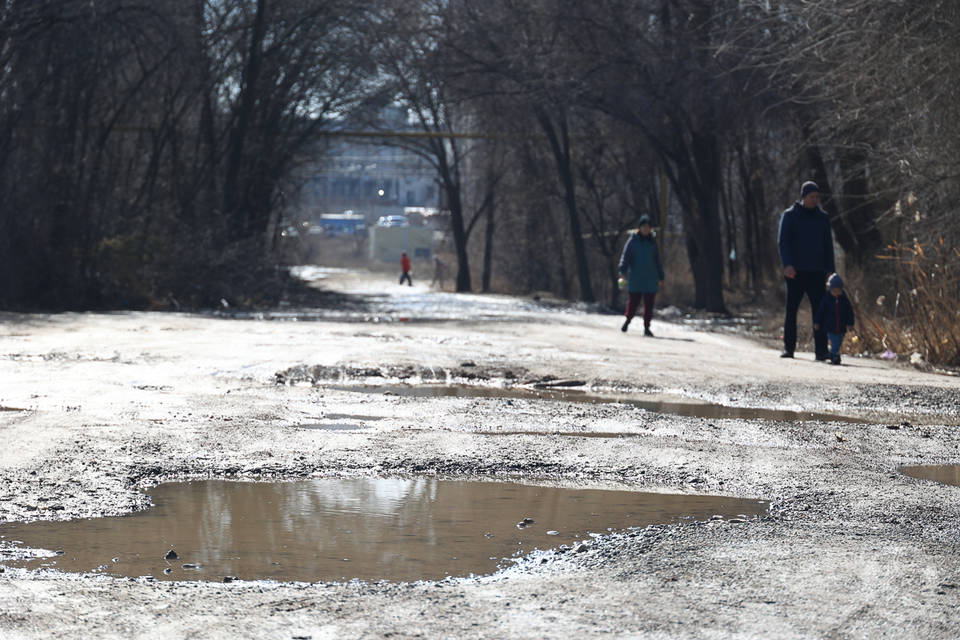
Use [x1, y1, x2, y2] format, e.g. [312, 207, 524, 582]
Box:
[399, 252, 413, 286]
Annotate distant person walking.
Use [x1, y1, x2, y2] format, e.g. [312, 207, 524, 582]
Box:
[430, 257, 447, 289]
[399, 252, 413, 286]
[778, 181, 835, 360]
[618, 215, 665, 337]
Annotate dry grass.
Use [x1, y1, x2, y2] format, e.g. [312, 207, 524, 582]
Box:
[851, 238, 960, 367]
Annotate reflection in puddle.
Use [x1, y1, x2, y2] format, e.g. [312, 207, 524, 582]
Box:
[323, 414, 384, 422]
[482, 431, 643, 439]
[0, 479, 768, 583]
[901, 465, 960, 486]
[331, 384, 869, 424]
[298, 423, 367, 432]
[296, 414, 384, 432]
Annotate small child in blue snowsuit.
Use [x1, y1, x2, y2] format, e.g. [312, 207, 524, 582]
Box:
[814, 273, 855, 365]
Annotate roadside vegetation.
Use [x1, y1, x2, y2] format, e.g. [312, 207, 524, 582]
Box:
[855, 240, 960, 368]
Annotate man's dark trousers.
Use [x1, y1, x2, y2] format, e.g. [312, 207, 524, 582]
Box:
[784, 270, 828, 358]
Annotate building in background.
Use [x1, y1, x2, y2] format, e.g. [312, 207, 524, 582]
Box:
[294, 109, 441, 226]
[368, 226, 435, 263]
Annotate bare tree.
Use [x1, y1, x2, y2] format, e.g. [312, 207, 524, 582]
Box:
[745, 0, 960, 266]
[362, 1, 494, 292]
[0, 0, 376, 309]
[447, 0, 599, 302]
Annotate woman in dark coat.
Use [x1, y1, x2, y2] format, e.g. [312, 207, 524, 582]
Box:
[618, 215, 665, 336]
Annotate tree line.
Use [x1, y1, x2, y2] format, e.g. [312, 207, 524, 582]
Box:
[1, 0, 958, 318]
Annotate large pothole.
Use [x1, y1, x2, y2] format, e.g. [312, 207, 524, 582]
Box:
[329, 383, 870, 425]
[901, 465, 960, 487]
[0, 478, 768, 583]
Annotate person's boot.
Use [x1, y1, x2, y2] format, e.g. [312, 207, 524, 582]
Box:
[644, 326, 654, 337]
[831, 355, 841, 365]
[621, 318, 630, 333]
[780, 350, 794, 358]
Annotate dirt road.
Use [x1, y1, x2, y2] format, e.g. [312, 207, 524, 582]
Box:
[2, 269, 959, 638]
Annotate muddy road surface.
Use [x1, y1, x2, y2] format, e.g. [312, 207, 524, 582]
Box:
[1, 269, 960, 638]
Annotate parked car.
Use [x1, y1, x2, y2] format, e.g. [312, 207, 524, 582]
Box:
[376, 215, 409, 228]
[317, 213, 366, 236]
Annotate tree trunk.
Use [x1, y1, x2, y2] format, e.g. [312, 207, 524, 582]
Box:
[551, 220, 571, 299]
[443, 178, 471, 292]
[720, 165, 738, 288]
[739, 134, 769, 294]
[535, 107, 595, 303]
[801, 127, 857, 258]
[683, 128, 727, 313]
[481, 189, 495, 293]
[222, 0, 268, 240]
[838, 147, 885, 265]
[692, 200, 727, 312]
[680, 194, 727, 313]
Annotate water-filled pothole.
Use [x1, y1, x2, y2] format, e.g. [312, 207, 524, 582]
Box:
[481, 431, 644, 439]
[331, 384, 869, 424]
[901, 465, 960, 487]
[0, 478, 767, 583]
[298, 423, 368, 432]
[295, 414, 384, 432]
[323, 414, 384, 422]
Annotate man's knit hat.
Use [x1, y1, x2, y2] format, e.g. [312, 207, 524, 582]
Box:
[827, 273, 844, 289]
[637, 214, 652, 226]
[800, 181, 820, 198]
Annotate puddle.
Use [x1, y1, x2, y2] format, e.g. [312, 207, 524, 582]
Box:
[0, 478, 767, 583]
[481, 431, 645, 439]
[298, 423, 368, 432]
[323, 414, 384, 422]
[294, 414, 384, 432]
[900, 465, 960, 487]
[330, 384, 869, 424]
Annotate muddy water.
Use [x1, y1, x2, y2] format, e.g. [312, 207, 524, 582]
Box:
[901, 465, 960, 487]
[298, 423, 368, 432]
[0, 479, 767, 583]
[331, 384, 869, 424]
[483, 431, 645, 439]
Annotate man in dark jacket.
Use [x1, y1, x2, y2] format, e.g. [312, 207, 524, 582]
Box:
[778, 181, 835, 360]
